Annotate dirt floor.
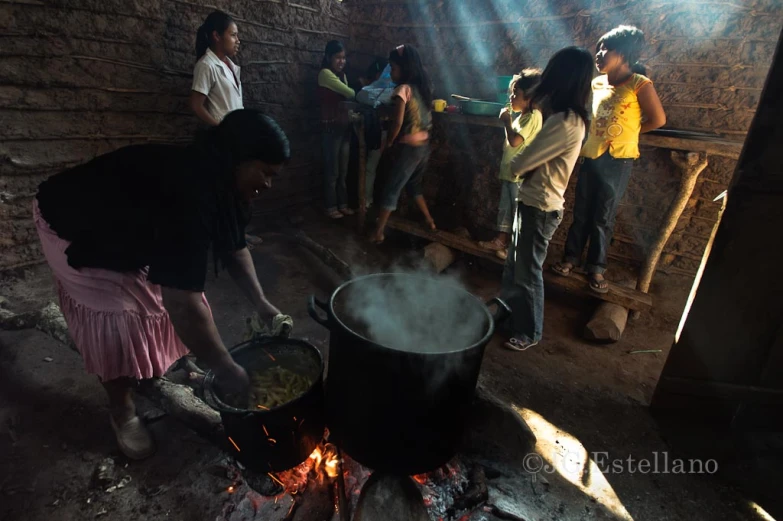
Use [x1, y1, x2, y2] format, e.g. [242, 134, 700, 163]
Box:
[1, 206, 781, 521]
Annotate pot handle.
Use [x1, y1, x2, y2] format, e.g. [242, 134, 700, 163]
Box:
[486, 297, 512, 323]
[307, 295, 332, 329]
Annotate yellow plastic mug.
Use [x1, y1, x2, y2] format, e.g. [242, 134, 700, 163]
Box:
[432, 99, 447, 112]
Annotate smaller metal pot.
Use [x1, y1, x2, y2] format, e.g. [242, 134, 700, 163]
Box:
[203, 337, 325, 472]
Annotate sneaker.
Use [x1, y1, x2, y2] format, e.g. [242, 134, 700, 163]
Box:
[110, 415, 156, 460]
[339, 207, 355, 216]
[326, 209, 344, 219]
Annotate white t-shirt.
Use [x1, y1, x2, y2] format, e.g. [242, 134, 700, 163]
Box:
[509, 111, 586, 212]
[192, 48, 243, 123]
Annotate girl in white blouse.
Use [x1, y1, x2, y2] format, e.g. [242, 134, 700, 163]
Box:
[190, 11, 243, 126]
[501, 47, 595, 352]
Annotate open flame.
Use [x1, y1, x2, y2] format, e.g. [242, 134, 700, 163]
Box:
[260, 443, 341, 497]
[309, 444, 340, 479]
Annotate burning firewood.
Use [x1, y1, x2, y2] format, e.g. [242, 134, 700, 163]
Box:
[449, 465, 489, 514]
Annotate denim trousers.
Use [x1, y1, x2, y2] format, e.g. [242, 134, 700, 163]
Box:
[501, 203, 563, 343]
[364, 130, 388, 205]
[496, 180, 520, 233]
[378, 143, 430, 211]
[322, 129, 350, 211]
[564, 153, 634, 274]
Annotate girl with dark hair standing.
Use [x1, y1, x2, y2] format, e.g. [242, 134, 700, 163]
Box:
[318, 40, 355, 219]
[34, 110, 294, 460]
[553, 26, 666, 292]
[190, 11, 243, 126]
[370, 44, 436, 244]
[501, 47, 595, 352]
[478, 69, 543, 260]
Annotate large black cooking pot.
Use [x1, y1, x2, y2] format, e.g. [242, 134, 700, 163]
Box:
[308, 273, 510, 475]
[203, 337, 325, 472]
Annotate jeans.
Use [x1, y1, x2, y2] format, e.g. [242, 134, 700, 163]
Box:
[497, 180, 520, 233]
[501, 203, 563, 343]
[365, 130, 388, 205]
[322, 130, 350, 211]
[564, 153, 634, 274]
[378, 144, 430, 211]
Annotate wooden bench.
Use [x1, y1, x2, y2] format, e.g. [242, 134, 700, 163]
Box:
[386, 216, 653, 312]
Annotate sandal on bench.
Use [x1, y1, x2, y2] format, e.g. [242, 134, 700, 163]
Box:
[588, 274, 609, 294]
[552, 261, 574, 276]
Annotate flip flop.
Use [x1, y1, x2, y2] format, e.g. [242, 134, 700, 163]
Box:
[551, 262, 574, 277]
[503, 337, 538, 352]
[588, 275, 609, 294]
[478, 237, 507, 252]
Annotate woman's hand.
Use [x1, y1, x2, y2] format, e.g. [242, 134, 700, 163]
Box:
[214, 359, 250, 395]
[189, 91, 220, 127]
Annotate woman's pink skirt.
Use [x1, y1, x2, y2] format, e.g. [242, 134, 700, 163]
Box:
[33, 199, 192, 381]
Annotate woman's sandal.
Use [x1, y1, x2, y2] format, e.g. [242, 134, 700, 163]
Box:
[110, 415, 156, 460]
[478, 237, 507, 252]
[588, 274, 610, 294]
[551, 261, 574, 276]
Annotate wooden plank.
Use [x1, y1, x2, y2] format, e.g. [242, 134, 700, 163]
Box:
[386, 216, 653, 311]
[431, 112, 744, 159]
[640, 134, 743, 160]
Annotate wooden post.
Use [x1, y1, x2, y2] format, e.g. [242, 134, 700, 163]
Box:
[423, 242, 456, 273]
[584, 302, 630, 342]
[636, 151, 709, 294]
[584, 280, 635, 342]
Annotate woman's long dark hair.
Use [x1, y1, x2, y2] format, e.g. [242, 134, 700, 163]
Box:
[196, 10, 234, 59]
[388, 44, 432, 106]
[321, 40, 346, 70]
[193, 110, 290, 267]
[531, 47, 594, 126]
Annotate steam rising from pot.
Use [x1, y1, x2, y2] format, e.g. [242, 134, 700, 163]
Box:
[338, 273, 487, 353]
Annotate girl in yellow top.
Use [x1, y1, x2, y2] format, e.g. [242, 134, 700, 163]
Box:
[479, 69, 543, 260]
[553, 25, 666, 293]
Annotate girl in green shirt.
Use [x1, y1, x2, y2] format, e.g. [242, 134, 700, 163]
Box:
[479, 70, 543, 260]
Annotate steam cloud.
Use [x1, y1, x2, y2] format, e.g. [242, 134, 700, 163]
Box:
[339, 272, 488, 353]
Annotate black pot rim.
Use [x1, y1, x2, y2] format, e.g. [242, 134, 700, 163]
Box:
[204, 337, 324, 415]
[327, 272, 495, 356]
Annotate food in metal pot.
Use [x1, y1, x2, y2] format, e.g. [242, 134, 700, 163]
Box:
[244, 366, 314, 410]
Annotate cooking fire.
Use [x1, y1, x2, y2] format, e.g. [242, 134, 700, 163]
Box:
[217, 439, 493, 521]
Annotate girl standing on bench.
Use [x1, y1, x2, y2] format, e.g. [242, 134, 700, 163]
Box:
[478, 69, 543, 260]
[370, 44, 436, 244]
[552, 26, 666, 293]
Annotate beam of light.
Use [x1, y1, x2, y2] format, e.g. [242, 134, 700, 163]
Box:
[514, 406, 635, 521]
[749, 501, 777, 521]
[674, 192, 726, 343]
